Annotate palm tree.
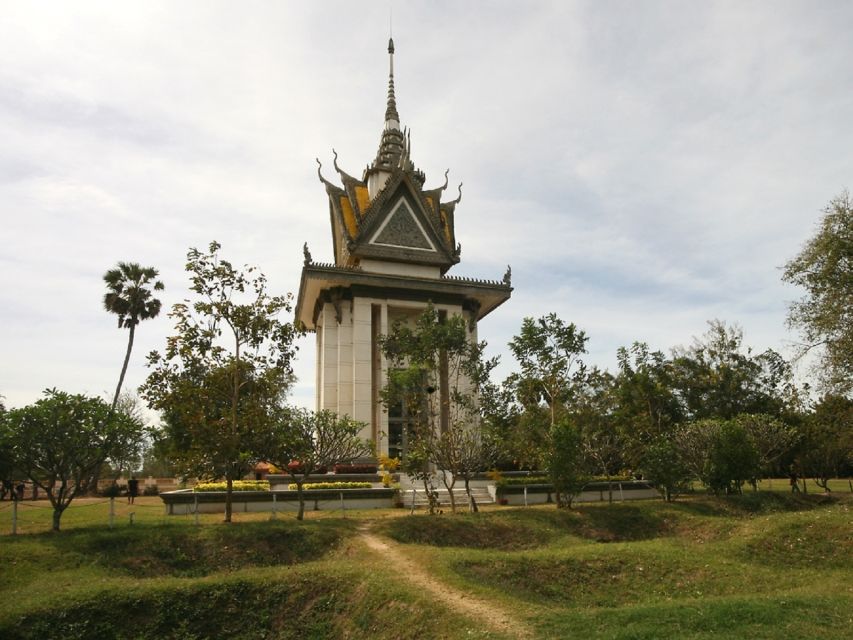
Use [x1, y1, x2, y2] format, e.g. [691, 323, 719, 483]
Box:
[103, 262, 164, 410]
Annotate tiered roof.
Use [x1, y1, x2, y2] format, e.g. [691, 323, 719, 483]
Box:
[316, 38, 463, 272]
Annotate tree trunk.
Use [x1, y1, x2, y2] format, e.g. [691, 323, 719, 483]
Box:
[297, 482, 305, 521]
[224, 475, 233, 523]
[52, 507, 63, 531]
[112, 324, 136, 411]
[441, 472, 456, 513]
[464, 478, 478, 513]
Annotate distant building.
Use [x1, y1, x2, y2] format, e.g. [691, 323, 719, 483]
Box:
[295, 39, 512, 458]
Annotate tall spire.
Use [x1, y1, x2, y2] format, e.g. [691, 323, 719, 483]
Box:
[385, 38, 399, 129]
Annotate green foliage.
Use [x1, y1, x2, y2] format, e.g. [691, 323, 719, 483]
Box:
[613, 342, 683, 468]
[194, 480, 269, 492]
[103, 262, 164, 411]
[141, 241, 299, 522]
[548, 419, 590, 508]
[508, 313, 588, 427]
[286, 482, 372, 490]
[799, 395, 853, 490]
[783, 190, 853, 394]
[706, 420, 760, 495]
[493, 476, 550, 487]
[4, 389, 143, 530]
[640, 436, 690, 501]
[671, 320, 799, 421]
[380, 305, 497, 513]
[257, 408, 371, 520]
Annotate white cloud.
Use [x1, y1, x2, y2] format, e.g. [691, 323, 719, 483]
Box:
[1, 1, 850, 412]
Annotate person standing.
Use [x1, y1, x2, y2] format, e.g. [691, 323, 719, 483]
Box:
[127, 477, 139, 504]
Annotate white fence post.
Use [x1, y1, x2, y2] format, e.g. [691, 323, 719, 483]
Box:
[410, 488, 417, 514]
[524, 485, 528, 507]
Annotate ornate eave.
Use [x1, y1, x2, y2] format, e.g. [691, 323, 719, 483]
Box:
[295, 262, 512, 331]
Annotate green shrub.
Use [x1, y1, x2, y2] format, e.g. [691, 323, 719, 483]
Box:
[494, 476, 550, 488]
[193, 480, 269, 492]
[287, 481, 373, 490]
[142, 484, 160, 496]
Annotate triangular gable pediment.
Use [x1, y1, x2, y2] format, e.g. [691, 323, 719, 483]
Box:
[369, 196, 437, 252]
[349, 174, 455, 267]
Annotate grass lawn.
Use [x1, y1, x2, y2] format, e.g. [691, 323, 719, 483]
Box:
[1, 489, 851, 639]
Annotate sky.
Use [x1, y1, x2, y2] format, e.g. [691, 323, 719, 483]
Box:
[1, 1, 851, 414]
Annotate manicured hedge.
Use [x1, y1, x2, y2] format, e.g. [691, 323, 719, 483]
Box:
[194, 481, 269, 492]
[334, 463, 378, 474]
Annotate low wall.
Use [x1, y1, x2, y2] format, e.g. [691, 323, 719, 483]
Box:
[494, 481, 659, 505]
[160, 488, 398, 515]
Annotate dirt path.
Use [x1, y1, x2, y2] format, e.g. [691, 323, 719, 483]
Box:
[358, 525, 532, 639]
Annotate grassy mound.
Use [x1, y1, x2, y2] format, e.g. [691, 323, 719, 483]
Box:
[2, 520, 352, 580]
[0, 566, 491, 640]
[742, 517, 853, 570]
[380, 502, 707, 549]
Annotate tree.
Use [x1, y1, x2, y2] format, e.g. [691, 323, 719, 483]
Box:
[380, 305, 496, 514]
[0, 398, 16, 499]
[799, 395, 853, 492]
[671, 320, 797, 421]
[141, 242, 298, 523]
[548, 419, 589, 509]
[640, 436, 691, 502]
[508, 314, 588, 428]
[783, 190, 853, 395]
[613, 342, 683, 468]
[258, 408, 371, 520]
[431, 421, 497, 513]
[103, 262, 164, 411]
[733, 414, 799, 485]
[706, 420, 760, 495]
[4, 390, 142, 530]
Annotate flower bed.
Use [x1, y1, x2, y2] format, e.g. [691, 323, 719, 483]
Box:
[287, 482, 372, 490]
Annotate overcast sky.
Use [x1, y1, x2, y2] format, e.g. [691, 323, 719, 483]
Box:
[1, 1, 851, 413]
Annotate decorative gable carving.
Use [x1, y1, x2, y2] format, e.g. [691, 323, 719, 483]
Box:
[370, 198, 436, 252]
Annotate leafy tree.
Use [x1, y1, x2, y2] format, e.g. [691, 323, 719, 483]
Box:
[141, 242, 298, 522]
[671, 320, 797, 421]
[508, 314, 588, 428]
[783, 190, 853, 395]
[640, 436, 691, 502]
[258, 408, 371, 520]
[431, 421, 497, 513]
[4, 390, 142, 530]
[613, 342, 683, 468]
[799, 395, 853, 492]
[733, 414, 799, 484]
[547, 419, 589, 509]
[674, 419, 722, 488]
[0, 398, 16, 499]
[103, 262, 164, 411]
[706, 420, 760, 495]
[380, 305, 496, 514]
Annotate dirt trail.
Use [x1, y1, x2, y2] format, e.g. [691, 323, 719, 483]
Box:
[358, 525, 532, 639]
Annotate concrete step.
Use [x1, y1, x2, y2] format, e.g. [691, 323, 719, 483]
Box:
[402, 487, 493, 507]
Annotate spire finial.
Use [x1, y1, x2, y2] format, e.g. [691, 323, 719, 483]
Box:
[385, 38, 399, 129]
